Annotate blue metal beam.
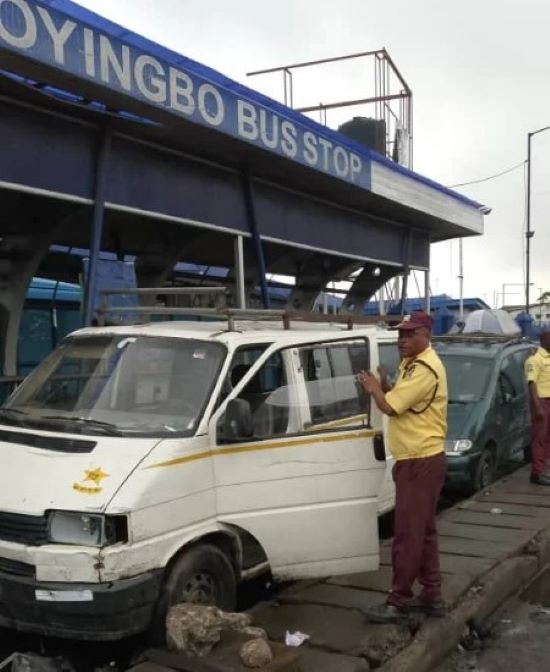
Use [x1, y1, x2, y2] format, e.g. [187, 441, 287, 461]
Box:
[83, 125, 111, 326]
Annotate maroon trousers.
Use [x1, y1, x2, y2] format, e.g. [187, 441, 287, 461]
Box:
[531, 398, 550, 476]
[387, 452, 447, 608]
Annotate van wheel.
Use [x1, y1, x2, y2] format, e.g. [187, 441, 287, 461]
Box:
[150, 543, 237, 645]
[164, 543, 237, 611]
[468, 449, 494, 494]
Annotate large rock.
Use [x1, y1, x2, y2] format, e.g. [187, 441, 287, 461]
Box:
[239, 639, 273, 668]
[166, 604, 254, 657]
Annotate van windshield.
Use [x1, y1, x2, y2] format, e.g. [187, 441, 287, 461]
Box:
[439, 354, 492, 403]
[2, 335, 226, 437]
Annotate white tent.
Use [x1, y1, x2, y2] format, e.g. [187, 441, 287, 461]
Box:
[451, 309, 521, 335]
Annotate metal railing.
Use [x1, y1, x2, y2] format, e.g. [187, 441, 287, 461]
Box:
[96, 288, 391, 331]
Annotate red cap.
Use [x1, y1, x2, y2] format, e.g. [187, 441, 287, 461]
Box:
[391, 310, 434, 331]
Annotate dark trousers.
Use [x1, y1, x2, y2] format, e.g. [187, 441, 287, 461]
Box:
[387, 452, 447, 608]
[531, 398, 550, 476]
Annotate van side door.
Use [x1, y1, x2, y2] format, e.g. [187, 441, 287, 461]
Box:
[497, 353, 526, 458]
[210, 338, 386, 580]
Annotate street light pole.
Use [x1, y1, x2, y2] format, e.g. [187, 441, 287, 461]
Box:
[503, 282, 532, 309]
[526, 126, 550, 315]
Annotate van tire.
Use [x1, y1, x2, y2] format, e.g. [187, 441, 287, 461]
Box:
[164, 543, 237, 610]
[150, 543, 237, 644]
[468, 449, 494, 494]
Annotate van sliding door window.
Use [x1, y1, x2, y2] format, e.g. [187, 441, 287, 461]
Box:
[225, 351, 291, 440]
[299, 340, 370, 429]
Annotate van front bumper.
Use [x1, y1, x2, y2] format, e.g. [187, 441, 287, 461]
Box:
[0, 568, 163, 640]
[444, 453, 477, 486]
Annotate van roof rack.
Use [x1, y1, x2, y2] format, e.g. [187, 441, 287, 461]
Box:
[96, 287, 394, 331]
[433, 334, 528, 346]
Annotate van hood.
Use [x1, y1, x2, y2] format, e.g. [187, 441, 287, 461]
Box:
[446, 401, 476, 441]
[0, 425, 159, 515]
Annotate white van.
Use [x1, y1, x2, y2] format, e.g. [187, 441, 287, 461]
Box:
[0, 313, 396, 640]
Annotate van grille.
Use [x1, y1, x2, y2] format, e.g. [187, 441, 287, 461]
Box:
[0, 512, 49, 546]
[0, 557, 35, 577]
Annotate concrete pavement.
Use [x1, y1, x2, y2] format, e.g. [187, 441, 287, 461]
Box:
[134, 464, 550, 672]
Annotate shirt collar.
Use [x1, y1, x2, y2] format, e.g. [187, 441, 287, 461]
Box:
[401, 345, 432, 367]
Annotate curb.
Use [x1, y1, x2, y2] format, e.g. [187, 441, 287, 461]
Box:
[380, 554, 540, 672]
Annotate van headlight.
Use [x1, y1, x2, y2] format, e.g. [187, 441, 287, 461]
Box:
[48, 512, 128, 547]
[444, 439, 473, 455]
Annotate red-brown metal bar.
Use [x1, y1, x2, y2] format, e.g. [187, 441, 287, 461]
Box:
[246, 50, 384, 77]
[295, 92, 407, 114]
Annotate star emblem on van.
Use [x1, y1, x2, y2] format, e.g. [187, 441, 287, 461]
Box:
[83, 468, 109, 486]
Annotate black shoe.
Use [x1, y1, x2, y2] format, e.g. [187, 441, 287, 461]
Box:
[408, 597, 447, 618]
[362, 603, 409, 624]
[530, 474, 550, 486]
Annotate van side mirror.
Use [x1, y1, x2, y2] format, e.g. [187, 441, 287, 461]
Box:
[222, 399, 253, 442]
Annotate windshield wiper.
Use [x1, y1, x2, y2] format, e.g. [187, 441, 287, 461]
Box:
[40, 415, 123, 436]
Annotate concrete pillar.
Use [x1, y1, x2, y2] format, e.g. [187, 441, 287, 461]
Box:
[340, 264, 399, 315]
[287, 255, 361, 312]
[0, 228, 60, 375]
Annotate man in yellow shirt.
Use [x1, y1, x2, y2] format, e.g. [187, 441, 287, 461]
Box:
[525, 331, 550, 485]
[358, 311, 447, 623]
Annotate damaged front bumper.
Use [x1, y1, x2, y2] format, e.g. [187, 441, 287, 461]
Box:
[0, 568, 163, 640]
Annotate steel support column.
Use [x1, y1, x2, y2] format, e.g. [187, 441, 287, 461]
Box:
[234, 235, 246, 309]
[242, 170, 270, 309]
[425, 270, 431, 313]
[399, 231, 413, 315]
[84, 126, 112, 326]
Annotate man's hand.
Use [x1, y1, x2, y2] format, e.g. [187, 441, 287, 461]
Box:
[357, 370, 382, 395]
[377, 366, 392, 393]
[357, 369, 396, 417]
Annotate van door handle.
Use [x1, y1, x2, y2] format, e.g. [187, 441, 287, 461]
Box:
[373, 433, 386, 462]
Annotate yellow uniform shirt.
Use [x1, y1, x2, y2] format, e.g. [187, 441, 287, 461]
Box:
[385, 346, 448, 461]
[525, 347, 550, 398]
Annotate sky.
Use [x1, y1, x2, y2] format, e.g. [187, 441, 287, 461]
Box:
[75, 0, 550, 308]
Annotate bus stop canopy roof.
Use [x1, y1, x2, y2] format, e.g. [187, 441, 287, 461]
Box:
[0, 0, 485, 243]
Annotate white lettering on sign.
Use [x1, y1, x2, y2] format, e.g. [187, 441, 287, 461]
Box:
[99, 35, 131, 91]
[260, 109, 278, 150]
[237, 100, 259, 140]
[197, 83, 224, 126]
[169, 67, 194, 115]
[281, 120, 297, 158]
[0, 0, 37, 49]
[36, 6, 75, 65]
[0, 0, 370, 189]
[350, 154, 362, 182]
[303, 131, 318, 166]
[83, 27, 95, 77]
[135, 54, 166, 103]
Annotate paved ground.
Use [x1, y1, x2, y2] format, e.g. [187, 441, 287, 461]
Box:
[435, 580, 550, 672]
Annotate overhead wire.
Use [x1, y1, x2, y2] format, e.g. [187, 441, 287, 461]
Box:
[448, 161, 526, 189]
